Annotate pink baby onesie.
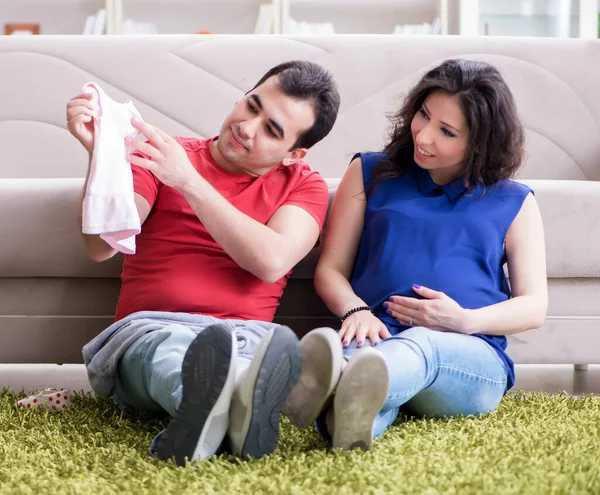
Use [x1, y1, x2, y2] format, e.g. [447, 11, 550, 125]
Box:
[81, 82, 142, 254]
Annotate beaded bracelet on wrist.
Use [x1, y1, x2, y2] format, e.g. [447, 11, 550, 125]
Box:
[340, 305, 371, 322]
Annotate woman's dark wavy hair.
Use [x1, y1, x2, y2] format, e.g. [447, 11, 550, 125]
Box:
[372, 59, 525, 190]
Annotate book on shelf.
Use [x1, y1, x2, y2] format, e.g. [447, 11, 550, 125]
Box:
[393, 17, 441, 35]
[93, 9, 106, 35]
[83, 9, 159, 35]
[82, 15, 96, 35]
[82, 9, 106, 35]
[254, 3, 275, 34]
[287, 18, 335, 35]
[122, 19, 159, 35]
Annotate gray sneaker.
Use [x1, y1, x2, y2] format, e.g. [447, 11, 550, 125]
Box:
[155, 324, 237, 466]
[332, 347, 389, 451]
[228, 325, 302, 459]
[282, 327, 344, 428]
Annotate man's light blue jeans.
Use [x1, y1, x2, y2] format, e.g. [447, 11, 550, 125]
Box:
[338, 326, 508, 439]
[114, 317, 276, 417]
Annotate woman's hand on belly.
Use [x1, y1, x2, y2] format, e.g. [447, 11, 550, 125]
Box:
[339, 311, 392, 348]
[385, 284, 471, 334]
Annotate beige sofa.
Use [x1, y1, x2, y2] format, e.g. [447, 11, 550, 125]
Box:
[1, 34, 599, 390]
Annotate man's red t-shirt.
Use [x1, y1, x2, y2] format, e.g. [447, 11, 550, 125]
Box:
[114, 136, 329, 322]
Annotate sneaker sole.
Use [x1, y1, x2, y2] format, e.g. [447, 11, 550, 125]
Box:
[233, 325, 302, 459]
[282, 327, 343, 428]
[333, 348, 389, 451]
[156, 324, 236, 466]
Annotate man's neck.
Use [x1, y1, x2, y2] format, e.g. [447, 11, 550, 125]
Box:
[209, 138, 259, 177]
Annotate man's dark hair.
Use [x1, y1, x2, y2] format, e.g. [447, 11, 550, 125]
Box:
[250, 60, 341, 150]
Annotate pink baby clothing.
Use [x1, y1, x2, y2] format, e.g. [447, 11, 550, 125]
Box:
[81, 82, 142, 254]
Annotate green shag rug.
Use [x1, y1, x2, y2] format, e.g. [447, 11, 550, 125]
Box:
[1, 389, 599, 495]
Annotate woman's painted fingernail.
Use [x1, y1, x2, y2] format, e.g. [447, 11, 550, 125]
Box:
[374, 341, 379, 346]
[383, 302, 389, 309]
[357, 340, 363, 346]
[343, 340, 348, 346]
[386, 309, 392, 315]
[413, 284, 421, 289]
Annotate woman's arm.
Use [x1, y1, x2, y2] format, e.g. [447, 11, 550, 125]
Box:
[463, 192, 548, 335]
[314, 157, 368, 316]
[314, 157, 391, 346]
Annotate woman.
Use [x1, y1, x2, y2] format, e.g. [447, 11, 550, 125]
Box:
[283, 59, 548, 451]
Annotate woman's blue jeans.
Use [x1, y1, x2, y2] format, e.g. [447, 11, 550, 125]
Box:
[336, 326, 508, 439]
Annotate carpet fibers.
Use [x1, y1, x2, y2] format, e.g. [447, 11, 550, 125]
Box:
[1, 389, 599, 494]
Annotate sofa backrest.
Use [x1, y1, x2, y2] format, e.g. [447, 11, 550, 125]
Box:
[3, 35, 600, 181]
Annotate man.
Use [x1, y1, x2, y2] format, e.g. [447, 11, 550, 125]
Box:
[66, 61, 341, 465]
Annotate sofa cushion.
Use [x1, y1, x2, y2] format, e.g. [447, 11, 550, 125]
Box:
[293, 179, 600, 280]
[0, 179, 122, 278]
[521, 179, 600, 278]
[0, 177, 597, 279]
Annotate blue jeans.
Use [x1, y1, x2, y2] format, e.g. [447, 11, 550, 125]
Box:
[339, 326, 507, 439]
[114, 317, 276, 417]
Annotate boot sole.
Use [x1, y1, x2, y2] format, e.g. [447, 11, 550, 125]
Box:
[333, 348, 389, 451]
[232, 325, 302, 459]
[282, 327, 343, 428]
[156, 324, 236, 466]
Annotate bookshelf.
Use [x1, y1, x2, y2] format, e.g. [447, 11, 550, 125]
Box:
[1, 0, 106, 35]
[117, 0, 268, 35]
[458, 0, 598, 38]
[0, 0, 278, 36]
[2, 0, 597, 37]
[280, 0, 449, 35]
